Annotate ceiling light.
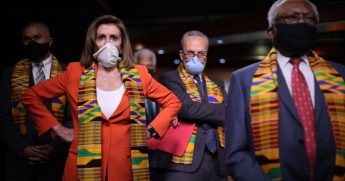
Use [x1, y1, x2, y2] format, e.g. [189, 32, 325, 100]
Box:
[173, 59, 180, 65]
[216, 39, 224, 44]
[219, 58, 226, 64]
[157, 49, 165, 55]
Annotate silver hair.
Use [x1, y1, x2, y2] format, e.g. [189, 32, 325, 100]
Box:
[267, 0, 320, 27]
[134, 48, 157, 67]
[181, 30, 209, 48]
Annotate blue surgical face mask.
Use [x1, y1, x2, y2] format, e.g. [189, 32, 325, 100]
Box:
[185, 56, 205, 75]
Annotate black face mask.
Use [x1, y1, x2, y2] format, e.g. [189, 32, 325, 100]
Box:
[273, 23, 317, 57]
[24, 40, 50, 62]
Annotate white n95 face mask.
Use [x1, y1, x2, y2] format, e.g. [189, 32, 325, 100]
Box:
[93, 43, 121, 68]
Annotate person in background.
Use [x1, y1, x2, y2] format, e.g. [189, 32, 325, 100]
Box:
[134, 48, 157, 76]
[150, 30, 228, 180]
[134, 48, 160, 124]
[225, 0, 345, 180]
[134, 48, 161, 180]
[0, 21, 71, 181]
[21, 15, 181, 181]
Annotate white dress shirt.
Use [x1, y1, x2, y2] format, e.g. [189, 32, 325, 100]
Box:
[277, 52, 315, 106]
[31, 55, 52, 84]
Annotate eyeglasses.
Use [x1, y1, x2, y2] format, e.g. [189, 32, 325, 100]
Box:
[275, 13, 317, 25]
[180, 50, 207, 59]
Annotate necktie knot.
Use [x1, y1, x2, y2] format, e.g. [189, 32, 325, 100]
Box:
[36, 62, 44, 68]
[194, 75, 201, 83]
[194, 75, 205, 97]
[290, 58, 302, 66]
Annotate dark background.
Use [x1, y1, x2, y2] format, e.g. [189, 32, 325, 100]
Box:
[2, 0, 345, 78]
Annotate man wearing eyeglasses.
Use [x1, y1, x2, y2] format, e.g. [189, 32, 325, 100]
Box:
[225, 0, 345, 181]
[149, 30, 228, 180]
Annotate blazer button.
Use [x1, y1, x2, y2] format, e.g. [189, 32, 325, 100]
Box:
[104, 122, 110, 126]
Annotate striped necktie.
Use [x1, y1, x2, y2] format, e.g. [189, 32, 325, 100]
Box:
[35, 62, 46, 84]
[194, 75, 217, 153]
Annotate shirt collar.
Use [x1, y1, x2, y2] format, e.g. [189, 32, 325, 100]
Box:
[277, 51, 309, 68]
[32, 54, 52, 67]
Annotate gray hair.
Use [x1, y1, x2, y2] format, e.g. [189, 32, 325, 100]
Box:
[181, 30, 209, 48]
[267, 0, 320, 27]
[134, 48, 157, 67]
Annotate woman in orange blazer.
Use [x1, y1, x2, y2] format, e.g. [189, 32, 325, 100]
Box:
[21, 15, 181, 181]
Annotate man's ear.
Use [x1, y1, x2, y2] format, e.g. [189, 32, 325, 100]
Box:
[267, 26, 274, 40]
[48, 38, 54, 47]
[178, 50, 184, 61]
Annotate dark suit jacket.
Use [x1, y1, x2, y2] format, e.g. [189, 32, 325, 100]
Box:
[0, 59, 72, 176]
[150, 70, 228, 176]
[225, 60, 345, 181]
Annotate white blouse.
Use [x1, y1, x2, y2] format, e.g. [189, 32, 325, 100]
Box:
[96, 84, 125, 119]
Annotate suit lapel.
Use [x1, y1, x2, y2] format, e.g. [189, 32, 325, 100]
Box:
[277, 65, 302, 126]
[29, 66, 35, 87]
[313, 78, 325, 128]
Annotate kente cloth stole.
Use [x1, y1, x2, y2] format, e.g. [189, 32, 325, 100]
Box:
[172, 64, 225, 164]
[250, 48, 345, 180]
[11, 57, 66, 136]
[77, 63, 149, 181]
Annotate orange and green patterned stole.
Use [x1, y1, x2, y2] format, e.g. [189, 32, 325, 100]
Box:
[77, 63, 149, 181]
[309, 51, 345, 181]
[172, 64, 225, 164]
[11, 57, 66, 136]
[250, 48, 345, 180]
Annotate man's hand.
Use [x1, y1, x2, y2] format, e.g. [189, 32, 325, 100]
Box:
[23, 144, 56, 164]
[38, 144, 55, 156]
[23, 146, 49, 164]
[38, 144, 55, 163]
[53, 123, 74, 142]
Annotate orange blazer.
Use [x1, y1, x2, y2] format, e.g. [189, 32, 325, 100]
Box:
[21, 62, 181, 181]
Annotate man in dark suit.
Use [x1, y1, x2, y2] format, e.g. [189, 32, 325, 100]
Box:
[225, 0, 345, 180]
[0, 21, 71, 181]
[150, 30, 228, 180]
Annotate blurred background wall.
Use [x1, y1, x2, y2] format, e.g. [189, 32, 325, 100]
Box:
[2, 0, 345, 87]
